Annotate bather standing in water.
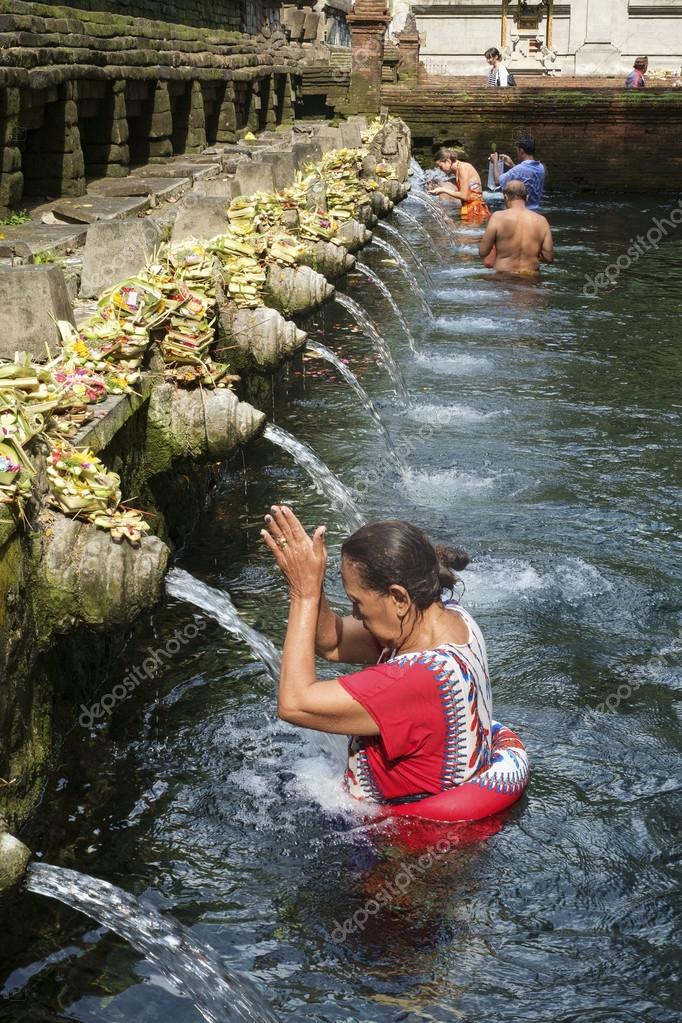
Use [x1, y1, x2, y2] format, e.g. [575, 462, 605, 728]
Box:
[261, 507, 493, 805]
[426, 148, 490, 221]
[479, 180, 553, 275]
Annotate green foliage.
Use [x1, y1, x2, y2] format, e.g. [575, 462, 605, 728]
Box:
[0, 209, 30, 227]
[32, 249, 60, 265]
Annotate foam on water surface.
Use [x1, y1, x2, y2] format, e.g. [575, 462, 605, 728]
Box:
[414, 349, 492, 374]
[463, 556, 614, 609]
[409, 401, 510, 424]
[432, 265, 490, 279]
[433, 287, 511, 303]
[400, 466, 497, 507]
[433, 314, 501, 333]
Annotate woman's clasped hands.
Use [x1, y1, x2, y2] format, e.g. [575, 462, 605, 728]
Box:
[261, 504, 328, 600]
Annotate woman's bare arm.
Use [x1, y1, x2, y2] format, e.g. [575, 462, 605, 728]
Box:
[261, 505, 380, 734]
[429, 181, 467, 201]
[316, 591, 382, 664]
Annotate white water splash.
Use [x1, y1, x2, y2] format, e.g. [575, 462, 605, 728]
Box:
[409, 402, 510, 424]
[414, 350, 492, 374]
[400, 466, 497, 507]
[463, 556, 614, 608]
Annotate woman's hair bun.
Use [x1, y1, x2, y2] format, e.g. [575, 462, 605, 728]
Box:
[434, 544, 471, 572]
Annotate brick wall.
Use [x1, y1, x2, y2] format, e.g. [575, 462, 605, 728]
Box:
[382, 84, 682, 191]
[29, 0, 281, 32]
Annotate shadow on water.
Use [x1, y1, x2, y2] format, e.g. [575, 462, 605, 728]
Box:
[1, 191, 681, 1023]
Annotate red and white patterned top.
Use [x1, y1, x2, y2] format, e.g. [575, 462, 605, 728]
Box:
[339, 601, 493, 803]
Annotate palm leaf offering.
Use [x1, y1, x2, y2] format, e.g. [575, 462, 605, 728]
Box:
[0, 115, 403, 534]
[45, 443, 149, 546]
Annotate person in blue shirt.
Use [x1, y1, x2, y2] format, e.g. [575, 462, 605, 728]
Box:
[490, 137, 546, 212]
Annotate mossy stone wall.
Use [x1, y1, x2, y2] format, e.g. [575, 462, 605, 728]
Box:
[383, 85, 682, 191]
[21, 0, 281, 33]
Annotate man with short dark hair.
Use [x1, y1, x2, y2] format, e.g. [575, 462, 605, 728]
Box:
[478, 180, 553, 274]
[626, 56, 648, 89]
[490, 137, 546, 211]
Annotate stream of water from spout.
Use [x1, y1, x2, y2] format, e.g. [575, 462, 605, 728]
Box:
[371, 236, 433, 321]
[166, 568, 281, 678]
[354, 261, 418, 353]
[408, 192, 457, 238]
[305, 340, 404, 468]
[378, 220, 434, 285]
[24, 862, 279, 1023]
[409, 156, 425, 182]
[263, 423, 364, 532]
[333, 292, 409, 400]
[395, 207, 445, 258]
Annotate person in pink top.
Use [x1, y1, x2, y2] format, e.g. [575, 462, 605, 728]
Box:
[261, 506, 494, 806]
[625, 56, 648, 89]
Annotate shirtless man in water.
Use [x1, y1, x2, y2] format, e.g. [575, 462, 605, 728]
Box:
[478, 180, 553, 273]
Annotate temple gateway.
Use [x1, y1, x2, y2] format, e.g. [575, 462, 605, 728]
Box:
[388, 0, 682, 77]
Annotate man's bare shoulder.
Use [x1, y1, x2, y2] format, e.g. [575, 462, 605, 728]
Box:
[527, 210, 550, 227]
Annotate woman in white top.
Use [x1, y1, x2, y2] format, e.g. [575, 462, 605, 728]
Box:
[485, 47, 509, 87]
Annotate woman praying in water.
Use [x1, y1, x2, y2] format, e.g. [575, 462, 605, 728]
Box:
[426, 147, 490, 222]
[261, 506, 493, 805]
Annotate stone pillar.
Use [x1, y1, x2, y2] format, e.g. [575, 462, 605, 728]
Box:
[109, 81, 130, 176]
[246, 80, 261, 133]
[264, 74, 278, 130]
[81, 81, 130, 179]
[216, 82, 237, 144]
[0, 88, 23, 218]
[396, 10, 420, 82]
[574, 0, 624, 75]
[346, 0, 391, 115]
[185, 81, 207, 153]
[279, 73, 296, 125]
[23, 81, 85, 198]
[148, 81, 173, 163]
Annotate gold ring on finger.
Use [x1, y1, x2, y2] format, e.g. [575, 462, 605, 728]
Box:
[276, 537, 288, 550]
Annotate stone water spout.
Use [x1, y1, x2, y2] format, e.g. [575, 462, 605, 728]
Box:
[263, 264, 334, 317]
[146, 385, 266, 477]
[220, 305, 307, 373]
[34, 518, 170, 634]
[337, 218, 373, 252]
[379, 179, 411, 203]
[301, 240, 355, 280]
[370, 191, 394, 217]
[355, 204, 379, 228]
[0, 815, 31, 893]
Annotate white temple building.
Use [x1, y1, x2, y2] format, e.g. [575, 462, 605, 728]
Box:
[387, 1, 682, 78]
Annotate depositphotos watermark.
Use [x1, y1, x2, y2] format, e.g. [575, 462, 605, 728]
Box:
[330, 829, 460, 943]
[78, 619, 206, 729]
[582, 198, 682, 297]
[588, 628, 681, 719]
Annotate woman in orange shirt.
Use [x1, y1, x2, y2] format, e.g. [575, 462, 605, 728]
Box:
[426, 147, 490, 221]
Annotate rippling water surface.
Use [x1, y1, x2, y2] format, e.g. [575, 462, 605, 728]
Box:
[1, 195, 680, 1023]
